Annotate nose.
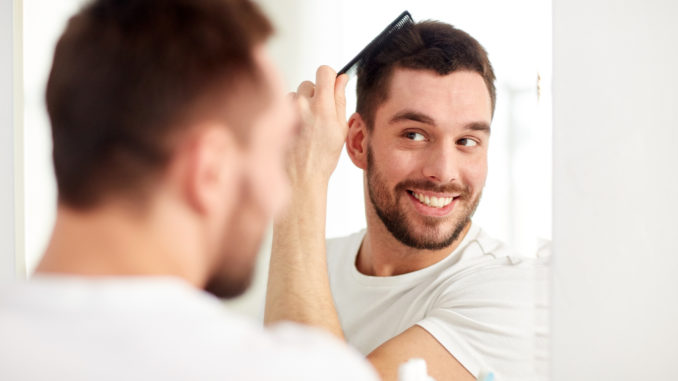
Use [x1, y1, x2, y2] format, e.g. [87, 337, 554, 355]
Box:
[421, 140, 460, 183]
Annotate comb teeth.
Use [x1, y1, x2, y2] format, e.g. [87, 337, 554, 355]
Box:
[337, 11, 414, 77]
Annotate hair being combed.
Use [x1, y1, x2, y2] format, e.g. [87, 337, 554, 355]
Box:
[356, 21, 496, 129]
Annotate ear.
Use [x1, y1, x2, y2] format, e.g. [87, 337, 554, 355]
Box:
[346, 112, 368, 170]
[182, 125, 240, 216]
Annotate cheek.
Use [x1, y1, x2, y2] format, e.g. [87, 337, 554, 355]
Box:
[371, 141, 420, 180]
[461, 155, 488, 190]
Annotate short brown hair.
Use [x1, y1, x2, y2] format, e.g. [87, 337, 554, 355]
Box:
[356, 21, 496, 129]
[46, 0, 273, 209]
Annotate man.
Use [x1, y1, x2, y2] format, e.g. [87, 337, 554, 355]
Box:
[265, 21, 536, 380]
[0, 0, 378, 380]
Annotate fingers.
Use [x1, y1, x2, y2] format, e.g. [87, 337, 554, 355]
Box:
[296, 66, 346, 120]
[297, 80, 315, 98]
[315, 65, 336, 101]
[334, 73, 349, 122]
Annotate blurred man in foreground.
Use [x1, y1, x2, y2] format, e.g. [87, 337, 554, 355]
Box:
[0, 1, 377, 380]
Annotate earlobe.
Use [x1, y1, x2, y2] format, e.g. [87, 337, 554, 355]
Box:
[346, 112, 368, 170]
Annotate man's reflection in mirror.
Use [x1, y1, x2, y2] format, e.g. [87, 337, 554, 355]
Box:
[266, 21, 537, 381]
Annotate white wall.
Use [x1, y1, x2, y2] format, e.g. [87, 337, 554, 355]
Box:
[1, 0, 24, 281]
[552, 0, 678, 379]
[22, 0, 84, 275]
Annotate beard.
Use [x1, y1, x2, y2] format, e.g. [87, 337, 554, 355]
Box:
[366, 146, 481, 250]
[205, 176, 268, 299]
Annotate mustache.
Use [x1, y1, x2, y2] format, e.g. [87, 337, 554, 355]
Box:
[394, 179, 471, 197]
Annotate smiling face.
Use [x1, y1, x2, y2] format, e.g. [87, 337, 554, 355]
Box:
[364, 68, 492, 250]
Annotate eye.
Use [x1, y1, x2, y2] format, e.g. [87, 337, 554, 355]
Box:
[457, 138, 478, 147]
[404, 131, 426, 141]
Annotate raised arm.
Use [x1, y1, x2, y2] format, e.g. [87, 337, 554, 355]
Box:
[264, 66, 349, 339]
[264, 66, 483, 381]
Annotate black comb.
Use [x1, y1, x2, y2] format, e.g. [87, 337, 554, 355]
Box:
[337, 10, 414, 77]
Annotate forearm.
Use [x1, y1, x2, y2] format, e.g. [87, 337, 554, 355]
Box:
[264, 180, 344, 339]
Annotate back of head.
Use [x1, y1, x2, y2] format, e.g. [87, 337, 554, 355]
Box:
[47, 0, 272, 209]
[356, 21, 496, 129]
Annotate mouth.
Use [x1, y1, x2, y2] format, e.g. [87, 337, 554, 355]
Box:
[408, 190, 454, 208]
[406, 189, 460, 216]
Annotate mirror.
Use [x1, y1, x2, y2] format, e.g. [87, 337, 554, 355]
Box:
[20, 0, 551, 378]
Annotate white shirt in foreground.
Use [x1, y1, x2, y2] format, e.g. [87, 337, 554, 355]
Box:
[0, 276, 378, 381]
[327, 223, 537, 381]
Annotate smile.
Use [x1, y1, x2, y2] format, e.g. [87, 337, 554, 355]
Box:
[407, 190, 456, 209]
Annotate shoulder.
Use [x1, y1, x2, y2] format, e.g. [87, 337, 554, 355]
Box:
[196, 320, 378, 380]
[326, 230, 366, 272]
[457, 226, 537, 276]
[0, 279, 378, 381]
[417, 228, 539, 379]
[433, 226, 538, 308]
[326, 229, 366, 256]
[243, 322, 379, 380]
[472, 227, 531, 263]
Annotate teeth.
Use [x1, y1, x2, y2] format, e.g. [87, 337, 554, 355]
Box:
[412, 191, 454, 208]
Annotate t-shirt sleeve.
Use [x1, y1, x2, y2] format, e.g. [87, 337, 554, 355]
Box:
[265, 322, 380, 381]
[416, 258, 537, 381]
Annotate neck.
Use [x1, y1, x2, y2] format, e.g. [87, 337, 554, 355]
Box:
[357, 202, 471, 277]
[36, 198, 207, 287]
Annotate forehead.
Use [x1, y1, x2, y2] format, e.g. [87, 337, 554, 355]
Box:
[376, 68, 492, 128]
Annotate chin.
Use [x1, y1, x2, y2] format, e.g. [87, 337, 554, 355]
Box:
[204, 270, 254, 299]
[204, 241, 260, 299]
[204, 221, 264, 299]
[207, 177, 271, 299]
[407, 218, 469, 250]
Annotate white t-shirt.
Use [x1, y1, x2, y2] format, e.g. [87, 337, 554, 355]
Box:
[0, 276, 378, 381]
[327, 223, 537, 380]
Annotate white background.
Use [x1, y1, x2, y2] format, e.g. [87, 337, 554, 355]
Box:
[0, 0, 22, 281]
[22, 0, 83, 277]
[552, 0, 678, 379]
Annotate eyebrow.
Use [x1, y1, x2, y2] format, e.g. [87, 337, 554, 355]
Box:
[465, 121, 491, 134]
[389, 109, 491, 134]
[389, 110, 435, 125]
